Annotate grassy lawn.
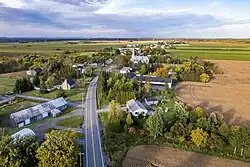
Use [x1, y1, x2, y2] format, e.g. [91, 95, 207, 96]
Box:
[57, 116, 84, 128]
[0, 77, 16, 95]
[24, 88, 87, 102]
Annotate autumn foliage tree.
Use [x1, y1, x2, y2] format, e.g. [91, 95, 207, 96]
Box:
[200, 73, 210, 83]
[191, 128, 208, 148]
[153, 67, 169, 77]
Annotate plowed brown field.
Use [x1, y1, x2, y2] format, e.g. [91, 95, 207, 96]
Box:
[176, 60, 250, 125]
[122, 145, 250, 167]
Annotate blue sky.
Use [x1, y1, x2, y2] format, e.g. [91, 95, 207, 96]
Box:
[0, 0, 250, 38]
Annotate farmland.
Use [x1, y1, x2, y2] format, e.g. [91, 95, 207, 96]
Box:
[123, 145, 250, 167]
[176, 60, 250, 125]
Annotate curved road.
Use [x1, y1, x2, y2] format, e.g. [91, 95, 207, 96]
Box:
[85, 77, 105, 167]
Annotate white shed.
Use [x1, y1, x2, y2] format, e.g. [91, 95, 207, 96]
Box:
[12, 128, 35, 142]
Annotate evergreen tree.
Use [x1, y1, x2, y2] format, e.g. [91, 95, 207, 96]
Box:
[33, 75, 40, 86]
[146, 111, 164, 139]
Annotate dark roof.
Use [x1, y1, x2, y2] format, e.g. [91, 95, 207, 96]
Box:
[146, 98, 159, 102]
[66, 78, 75, 86]
[130, 74, 172, 83]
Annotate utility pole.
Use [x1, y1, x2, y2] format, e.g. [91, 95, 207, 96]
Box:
[78, 152, 84, 167]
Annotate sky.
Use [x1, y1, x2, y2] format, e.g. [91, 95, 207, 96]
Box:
[1, 0, 250, 38]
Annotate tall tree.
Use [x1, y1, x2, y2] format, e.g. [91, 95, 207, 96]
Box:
[33, 75, 40, 86]
[0, 135, 20, 167]
[16, 136, 39, 167]
[126, 114, 134, 126]
[108, 100, 124, 124]
[146, 111, 164, 139]
[36, 130, 77, 167]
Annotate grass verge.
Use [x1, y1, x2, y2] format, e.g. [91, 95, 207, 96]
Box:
[57, 116, 84, 128]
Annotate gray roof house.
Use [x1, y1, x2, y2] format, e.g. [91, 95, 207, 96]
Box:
[61, 78, 76, 90]
[10, 97, 68, 128]
[120, 67, 132, 74]
[126, 99, 148, 117]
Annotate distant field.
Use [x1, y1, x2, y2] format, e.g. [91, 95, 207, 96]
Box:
[170, 42, 250, 60]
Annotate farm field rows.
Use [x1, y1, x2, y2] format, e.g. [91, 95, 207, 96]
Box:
[123, 145, 250, 167]
[176, 60, 250, 125]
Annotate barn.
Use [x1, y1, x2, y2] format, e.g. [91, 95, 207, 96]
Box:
[10, 97, 68, 128]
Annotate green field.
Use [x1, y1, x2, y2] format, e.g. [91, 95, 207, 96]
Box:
[57, 116, 84, 128]
[0, 78, 16, 94]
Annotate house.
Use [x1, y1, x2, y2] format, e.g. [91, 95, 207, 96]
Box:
[120, 67, 132, 74]
[11, 128, 35, 142]
[73, 64, 85, 73]
[90, 63, 98, 69]
[126, 99, 148, 117]
[61, 78, 75, 90]
[10, 98, 68, 128]
[145, 98, 160, 106]
[26, 69, 37, 76]
[130, 48, 149, 64]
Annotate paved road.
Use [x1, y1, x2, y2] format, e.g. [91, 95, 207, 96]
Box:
[85, 77, 105, 167]
[16, 94, 51, 102]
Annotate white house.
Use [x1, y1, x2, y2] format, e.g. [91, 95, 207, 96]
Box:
[126, 99, 148, 117]
[61, 78, 76, 90]
[120, 67, 131, 74]
[145, 98, 160, 106]
[11, 128, 35, 142]
[10, 98, 68, 128]
[73, 64, 85, 73]
[26, 69, 37, 76]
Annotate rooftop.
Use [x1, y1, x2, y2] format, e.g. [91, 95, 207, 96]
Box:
[65, 78, 75, 86]
[127, 99, 147, 112]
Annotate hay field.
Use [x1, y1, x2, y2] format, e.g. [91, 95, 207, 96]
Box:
[176, 60, 250, 125]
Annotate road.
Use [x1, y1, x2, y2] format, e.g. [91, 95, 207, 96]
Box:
[16, 94, 51, 102]
[85, 77, 105, 167]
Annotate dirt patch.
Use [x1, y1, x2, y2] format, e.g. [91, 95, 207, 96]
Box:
[0, 71, 26, 78]
[176, 60, 250, 125]
[122, 145, 250, 167]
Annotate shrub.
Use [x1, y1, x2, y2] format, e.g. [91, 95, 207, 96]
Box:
[200, 73, 210, 83]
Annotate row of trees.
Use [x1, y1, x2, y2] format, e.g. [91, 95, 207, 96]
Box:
[97, 71, 154, 107]
[0, 129, 78, 167]
[0, 60, 28, 74]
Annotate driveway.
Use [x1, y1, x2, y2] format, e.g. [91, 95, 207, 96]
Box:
[32, 108, 84, 141]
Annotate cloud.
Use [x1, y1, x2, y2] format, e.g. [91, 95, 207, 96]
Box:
[0, 0, 250, 37]
[209, 1, 219, 6]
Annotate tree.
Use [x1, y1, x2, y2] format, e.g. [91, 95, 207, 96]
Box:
[174, 102, 189, 124]
[0, 135, 20, 167]
[126, 114, 134, 126]
[108, 100, 124, 124]
[191, 128, 208, 148]
[45, 76, 55, 88]
[85, 67, 94, 77]
[139, 64, 148, 75]
[195, 117, 210, 132]
[146, 111, 164, 139]
[39, 82, 48, 94]
[15, 136, 39, 167]
[56, 88, 67, 98]
[229, 125, 241, 155]
[190, 107, 206, 123]
[36, 130, 77, 167]
[144, 81, 152, 97]
[154, 67, 169, 77]
[218, 122, 229, 138]
[200, 73, 210, 83]
[33, 75, 40, 86]
[208, 133, 225, 151]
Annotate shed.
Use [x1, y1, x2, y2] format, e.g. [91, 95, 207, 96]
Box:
[26, 70, 37, 76]
[12, 128, 35, 142]
[120, 67, 131, 74]
[51, 109, 62, 117]
[61, 78, 76, 90]
[145, 98, 160, 106]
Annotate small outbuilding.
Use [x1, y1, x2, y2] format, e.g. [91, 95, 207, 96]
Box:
[26, 69, 37, 76]
[11, 128, 35, 142]
[126, 99, 148, 117]
[145, 98, 160, 106]
[120, 67, 132, 74]
[61, 78, 76, 90]
[51, 109, 62, 117]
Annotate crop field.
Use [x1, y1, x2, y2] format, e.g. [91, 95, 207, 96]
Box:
[170, 42, 250, 60]
[176, 60, 250, 125]
[123, 145, 250, 167]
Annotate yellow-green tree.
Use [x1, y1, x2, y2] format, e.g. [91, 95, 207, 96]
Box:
[36, 130, 77, 167]
[108, 100, 124, 123]
[200, 73, 210, 83]
[146, 111, 164, 139]
[191, 128, 208, 147]
[126, 114, 134, 126]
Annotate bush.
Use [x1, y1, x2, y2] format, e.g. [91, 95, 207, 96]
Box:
[56, 88, 67, 98]
[200, 73, 210, 83]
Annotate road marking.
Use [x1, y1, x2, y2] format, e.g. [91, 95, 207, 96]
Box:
[93, 81, 105, 167]
[89, 86, 97, 167]
[85, 91, 89, 167]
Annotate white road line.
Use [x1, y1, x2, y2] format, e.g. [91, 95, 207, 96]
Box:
[85, 90, 89, 167]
